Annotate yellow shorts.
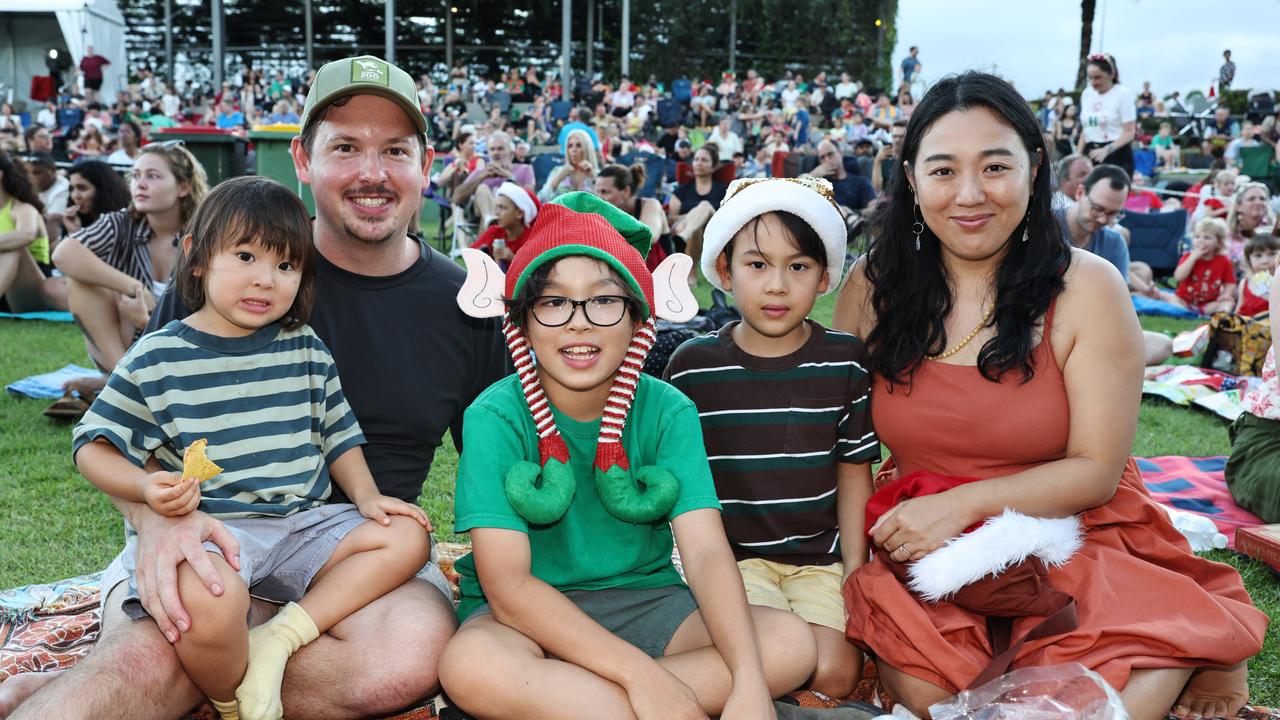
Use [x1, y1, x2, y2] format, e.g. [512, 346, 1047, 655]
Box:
[737, 558, 846, 632]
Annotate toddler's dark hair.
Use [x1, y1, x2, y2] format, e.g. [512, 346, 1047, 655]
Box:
[1244, 234, 1280, 268]
[176, 176, 315, 329]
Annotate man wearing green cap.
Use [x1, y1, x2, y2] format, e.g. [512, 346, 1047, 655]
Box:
[8, 55, 509, 720]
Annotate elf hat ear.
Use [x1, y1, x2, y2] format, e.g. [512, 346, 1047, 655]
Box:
[457, 248, 508, 319]
[651, 253, 699, 322]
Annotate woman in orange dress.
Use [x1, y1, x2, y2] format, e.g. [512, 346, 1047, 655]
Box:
[832, 71, 1267, 720]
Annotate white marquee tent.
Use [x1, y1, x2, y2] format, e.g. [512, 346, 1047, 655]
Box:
[0, 0, 125, 110]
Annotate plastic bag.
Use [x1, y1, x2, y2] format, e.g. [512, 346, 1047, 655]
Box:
[928, 663, 1129, 720]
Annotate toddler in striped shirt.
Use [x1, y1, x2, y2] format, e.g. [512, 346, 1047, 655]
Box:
[73, 176, 431, 720]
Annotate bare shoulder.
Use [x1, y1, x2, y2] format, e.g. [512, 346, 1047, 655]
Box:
[1052, 248, 1142, 360]
[832, 255, 874, 337]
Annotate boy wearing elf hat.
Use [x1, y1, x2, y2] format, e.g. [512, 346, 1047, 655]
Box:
[440, 192, 826, 719]
[665, 176, 879, 698]
[470, 181, 539, 269]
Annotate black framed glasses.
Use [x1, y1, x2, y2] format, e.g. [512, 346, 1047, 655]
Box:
[530, 295, 632, 327]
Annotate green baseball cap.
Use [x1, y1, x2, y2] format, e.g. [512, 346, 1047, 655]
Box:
[300, 55, 426, 134]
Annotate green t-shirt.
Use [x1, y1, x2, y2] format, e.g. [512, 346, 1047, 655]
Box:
[453, 372, 721, 620]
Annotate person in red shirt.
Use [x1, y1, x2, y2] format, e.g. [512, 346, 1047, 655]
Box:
[1156, 218, 1238, 314]
[78, 45, 110, 103]
[470, 181, 538, 269]
[1236, 234, 1279, 316]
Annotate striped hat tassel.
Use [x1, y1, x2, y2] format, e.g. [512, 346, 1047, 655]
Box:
[594, 318, 678, 524]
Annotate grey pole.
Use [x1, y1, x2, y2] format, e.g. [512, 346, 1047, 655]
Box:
[304, 0, 314, 71]
[164, 0, 173, 85]
[585, 0, 594, 80]
[385, 0, 395, 63]
[445, 4, 453, 69]
[211, 0, 223, 87]
[561, 0, 571, 92]
[728, 0, 737, 75]
[620, 0, 629, 77]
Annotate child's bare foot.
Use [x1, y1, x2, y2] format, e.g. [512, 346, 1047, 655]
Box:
[1171, 662, 1248, 719]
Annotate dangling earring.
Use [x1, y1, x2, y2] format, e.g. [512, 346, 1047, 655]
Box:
[912, 203, 925, 251]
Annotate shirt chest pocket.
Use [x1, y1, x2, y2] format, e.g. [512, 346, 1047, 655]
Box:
[783, 395, 844, 459]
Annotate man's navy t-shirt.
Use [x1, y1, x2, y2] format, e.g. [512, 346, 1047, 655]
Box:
[147, 238, 511, 503]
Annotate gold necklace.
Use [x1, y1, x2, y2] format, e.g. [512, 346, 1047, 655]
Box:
[929, 303, 995, 360]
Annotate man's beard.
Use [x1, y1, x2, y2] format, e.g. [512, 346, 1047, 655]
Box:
[342, 219, 402, 246]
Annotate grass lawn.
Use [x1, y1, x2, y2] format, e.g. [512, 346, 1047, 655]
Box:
[1, 293, 1277, 701]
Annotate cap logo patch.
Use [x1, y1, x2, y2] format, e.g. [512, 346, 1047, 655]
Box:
[353, 58, 390, 86]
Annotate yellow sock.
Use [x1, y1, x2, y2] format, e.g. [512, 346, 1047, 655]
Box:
[210, 697, 240, 720]
[235, 602, 319, 720]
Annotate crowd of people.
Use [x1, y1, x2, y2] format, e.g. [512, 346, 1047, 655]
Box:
[0, 43, 1277, 720]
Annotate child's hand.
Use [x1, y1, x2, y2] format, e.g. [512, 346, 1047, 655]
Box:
[143, 471, 200, 517]
[625, 664, 707, 720]
[356, 494, 432, 531]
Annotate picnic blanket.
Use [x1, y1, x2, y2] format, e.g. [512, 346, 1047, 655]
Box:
[4, 364, 100, 400]
[1138, 456, 1263, 548]
[1133, 294, 1202, 319]
[0, 311, 74, 323]
[1143, 365, 1256, 421]
[0, 572, 102, 680]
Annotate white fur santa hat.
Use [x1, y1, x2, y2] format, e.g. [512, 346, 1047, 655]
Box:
[700, 176, 848, 294]
[495, 181, 539, 226]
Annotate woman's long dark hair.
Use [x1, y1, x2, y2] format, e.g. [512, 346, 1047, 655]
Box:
[68, 160, 130, 225]
[0, 150, 44, 214]
[864, 71, 1071, 387]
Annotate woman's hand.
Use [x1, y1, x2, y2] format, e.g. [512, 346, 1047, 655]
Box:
[118, 281, 153, 330]
[1087, 145, 1111, 163]
[870, 489, 978, 563]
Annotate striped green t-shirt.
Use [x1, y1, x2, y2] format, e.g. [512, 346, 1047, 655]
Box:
[664, 320, 879, 566]
[72, 320, 365, 520]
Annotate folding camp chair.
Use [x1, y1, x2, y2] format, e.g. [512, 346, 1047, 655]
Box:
[549, 101, 572, 123]
[531, 153, 565, 191]
[1132, 149, 1156, 179]
[1121, 209, 1188, 276]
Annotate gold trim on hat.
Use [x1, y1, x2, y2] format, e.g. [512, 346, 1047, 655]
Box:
[720, 175, 839, 211]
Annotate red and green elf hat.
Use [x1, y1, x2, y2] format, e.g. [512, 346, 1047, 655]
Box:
[457, 192, 699, 525]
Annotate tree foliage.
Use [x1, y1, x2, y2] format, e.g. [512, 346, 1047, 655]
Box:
[120, 0, 897, 87]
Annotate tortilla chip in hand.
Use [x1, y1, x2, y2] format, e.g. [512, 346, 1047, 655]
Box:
[182, 438, 222, 482]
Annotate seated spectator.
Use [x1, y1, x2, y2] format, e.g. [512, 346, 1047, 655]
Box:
[1227, 270, 1280, 522]
[1052, 153, 1093, 210]
[868, 92, 900, 130]
[1236, 234, 1279, 316]
[609, 77, 636, 117]
[470, 181, 538, 269]
[1196, 169, 1238, 223]
[1055, 164, 1132, 285]
[668, 143, 727, 282]
[60, 159, 130, 238]
[268, 99, 300, 124]
[1227, 182, 1277, 268]
[105, 121, 143, 166]
[692, 82, 717, 128]
[1125, 172, 1163, 214]
[68, 125, 106, 159]
[811, 139, 874, 214]
[1150, 121, 1179, 168]
[1143, 218, 1237, 315]
[871, 120, 906, 194]
[1053, 103, 1082, 158]
[708, 114, 743, 162]
[595, 162, 672, 267]
[24, 126, 54, 156]
[1226, 120, 1263, 169]
[1206, 106, 1240, 140]
[539, 128, 599, 201]
[0, 102, 20, 131]
[896, 90, 915, 120]
[35, 102, 57, 130]
[453, 130, 534, 228]
[27, 154, 69, 240]
[53, 143, 207, 376]
[215, 98, 245, 130]
[0, 150, 62, 311]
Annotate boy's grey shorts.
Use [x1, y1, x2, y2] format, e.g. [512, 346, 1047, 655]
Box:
[100, 503, 452, 620]
[464, 585, 697, 658]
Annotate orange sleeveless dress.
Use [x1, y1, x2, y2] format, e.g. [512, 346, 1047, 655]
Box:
[845, 305, 1268, 694]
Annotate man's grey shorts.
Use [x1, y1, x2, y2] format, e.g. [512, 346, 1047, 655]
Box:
[100, 503, 452, 620]
[463, 585, 698, 658]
